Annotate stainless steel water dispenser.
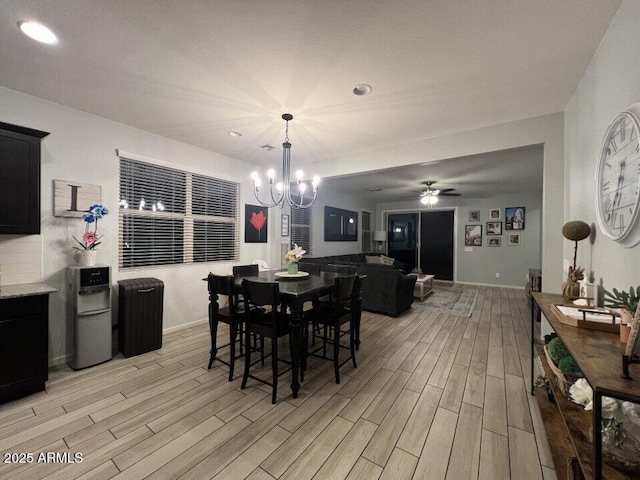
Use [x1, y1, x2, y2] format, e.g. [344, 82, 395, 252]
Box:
[67, 266, 112, 370]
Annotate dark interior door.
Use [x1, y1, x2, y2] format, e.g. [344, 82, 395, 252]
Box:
[388, 213, 418, 271]
[420, 210, 454, 280]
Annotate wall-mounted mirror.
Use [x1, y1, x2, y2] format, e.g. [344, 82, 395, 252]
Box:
[324, 206, 358, 241]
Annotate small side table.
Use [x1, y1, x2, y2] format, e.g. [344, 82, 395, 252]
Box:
[412, 274, 435, 300]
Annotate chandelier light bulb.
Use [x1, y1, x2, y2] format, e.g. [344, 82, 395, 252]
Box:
[312, 175, 320, 189]
[296, 170, 304, 181]
[299, 183, 307, 194]
[254, 177, 262, 189]
[251, 171, 259, 181]
[276, 182, 283, 192]
[267, 168, 276, 180]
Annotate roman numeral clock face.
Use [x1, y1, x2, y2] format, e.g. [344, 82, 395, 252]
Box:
[595, 104, 640, 247]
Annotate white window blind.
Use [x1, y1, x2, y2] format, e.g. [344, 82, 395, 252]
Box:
[119, 156, 239, 269]
[290, 207, 312, 255]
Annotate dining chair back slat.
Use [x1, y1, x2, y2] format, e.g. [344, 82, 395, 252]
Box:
[233, 264, 259, 278]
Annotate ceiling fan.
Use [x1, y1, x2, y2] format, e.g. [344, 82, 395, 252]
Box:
[418, 181, 460, 205]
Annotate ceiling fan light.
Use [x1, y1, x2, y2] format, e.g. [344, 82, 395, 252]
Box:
[420, 196, 429, 205]
[429, 196, 438, 205]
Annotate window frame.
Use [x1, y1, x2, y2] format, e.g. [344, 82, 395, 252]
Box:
[118, 151, 240, 270]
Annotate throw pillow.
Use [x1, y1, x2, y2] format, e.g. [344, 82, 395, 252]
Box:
[380, 255, 395, 266]
[365, 255, 381, 264]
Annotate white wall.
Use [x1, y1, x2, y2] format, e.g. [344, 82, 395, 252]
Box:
[377, 192, 542, 287]
[564, 0, 640, 296]
[0, 86, 271, 363]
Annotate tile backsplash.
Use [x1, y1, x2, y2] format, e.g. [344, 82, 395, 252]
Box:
[0, 234, 42, 285]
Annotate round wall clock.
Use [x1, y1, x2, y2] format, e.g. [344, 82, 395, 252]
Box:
[595, 103, 640, 247]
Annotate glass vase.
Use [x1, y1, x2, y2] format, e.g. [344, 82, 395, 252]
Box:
[287, 262, 298, 275]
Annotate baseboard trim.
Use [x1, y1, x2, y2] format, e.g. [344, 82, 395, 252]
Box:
[162, 318, 208, 334]
[454, 281, 524, 289]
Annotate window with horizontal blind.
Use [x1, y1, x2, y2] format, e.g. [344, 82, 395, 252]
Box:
[290, 207, 312, 255]
[119, 156, 239, 269]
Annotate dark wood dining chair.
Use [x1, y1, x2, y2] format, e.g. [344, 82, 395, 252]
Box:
[307, 274, 358, 384]
[241, 279, 292, 404]
[207, 273, 248, 381]
[233, 264, 259, 278]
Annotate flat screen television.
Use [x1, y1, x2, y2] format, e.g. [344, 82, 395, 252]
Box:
[324, 206, 358, 241]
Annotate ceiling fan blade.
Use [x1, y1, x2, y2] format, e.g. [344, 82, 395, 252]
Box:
[439, 192, 461, 196]
[437, 188, 456, 193]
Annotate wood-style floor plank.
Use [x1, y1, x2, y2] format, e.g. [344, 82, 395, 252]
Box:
[0, 284, 555, 480]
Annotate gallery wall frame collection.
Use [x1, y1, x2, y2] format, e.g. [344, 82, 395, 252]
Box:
[505, 207, 525, 230]
[281, 214, 290, 237]
[489, 208, 500, 220]
[486, 221, 502, 236]
[508, 233, 521, 245]
[464, 224, 482, 246]
[469, 210, 480, 222]
[488, 237, 501, 247]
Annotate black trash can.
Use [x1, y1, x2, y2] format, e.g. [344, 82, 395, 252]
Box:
[118, 278, 164, 357]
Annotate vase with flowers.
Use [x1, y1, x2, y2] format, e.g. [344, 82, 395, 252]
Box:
[73, 204, 109, 266]
[284, 244, 306, 274]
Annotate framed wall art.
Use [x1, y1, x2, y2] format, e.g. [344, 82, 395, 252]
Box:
[54, 180, 102, 217]
[486, 221, 502, 235]
[465, 224, 482, 246]
[469, 210, 480, 222]
[508, 233, 521, 245]
[505, 207, 525, 230]
[281, 214, 290, 237]
[245, 204, 268, 243]
[489, 208, 501, 220]
[488, 237, 501, 247]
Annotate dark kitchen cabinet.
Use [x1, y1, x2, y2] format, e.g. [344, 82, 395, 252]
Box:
[0, 121, 50, 234]
[0, 293, 50, 403]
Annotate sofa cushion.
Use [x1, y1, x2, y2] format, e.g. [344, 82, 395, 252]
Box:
[379, 255, 395, 266]
[365, 255, 381, 264]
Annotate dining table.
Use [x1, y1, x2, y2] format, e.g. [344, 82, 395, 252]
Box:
[232, 269, 364, 398]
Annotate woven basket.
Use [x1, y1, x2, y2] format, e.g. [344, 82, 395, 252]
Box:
[544, 344, 582, 396]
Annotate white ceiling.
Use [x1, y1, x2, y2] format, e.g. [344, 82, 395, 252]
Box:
[0, 0, 621, 200]
[326, 144, 544, 202]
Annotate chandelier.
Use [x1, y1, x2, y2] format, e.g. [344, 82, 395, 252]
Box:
[250, 114, 320, 209]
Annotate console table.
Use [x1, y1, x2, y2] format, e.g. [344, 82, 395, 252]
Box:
[530, 292, 640, 480]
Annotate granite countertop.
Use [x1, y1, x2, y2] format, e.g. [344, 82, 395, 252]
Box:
[0, 282, 58, 299]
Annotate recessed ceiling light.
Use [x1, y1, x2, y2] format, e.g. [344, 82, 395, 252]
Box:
[17, 20, 58, 45]
[227, 131, 242, 137]
[259, 144, 277, 151]
[353, 84, 372, 96]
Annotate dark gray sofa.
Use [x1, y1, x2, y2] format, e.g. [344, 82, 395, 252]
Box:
[299, 253, 417, 317]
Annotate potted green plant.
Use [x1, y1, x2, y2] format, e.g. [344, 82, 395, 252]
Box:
[603, 286, 640, 343]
